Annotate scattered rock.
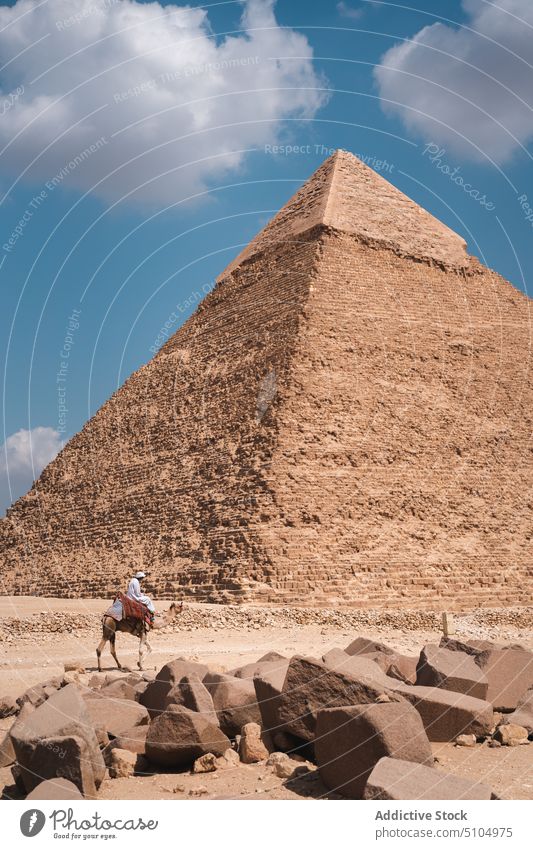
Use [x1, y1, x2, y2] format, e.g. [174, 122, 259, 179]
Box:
[416, 645, 489, 700]
[16, 678, 62, 711]
[239, 722, 269, 763]
[315, 701, 433, 799]
[501, 688, 533, 734]
[344, 637, 396, 657]
[145, 705, 230, 767]
[387, 655, 418, 685]
[10, 684, 105, 797]
[395, 684, 494, 742]
[0, 694, 18, 718]
[64, 661, 85, 674]
[164, 674, 218, 725]
[26, 778, 83, 800]
[103, 725, 148, 760]
[231, 658, 288, 680]
[0, 728, 16, 767]
[322, 648, 391, 682]
[188, 785, 208, 796]
[99, 680, 138, 701]
[204, 673, 261, 737]
[277, 656, 403, 741]
[215, 748, 240, 770]
[257, 652, 287, 663]
[455, 734, 476, 747]
[267, 751, 299, 780]
[494, 724, 529, 747]
[476, 649, 533, 711]
[364, 757, 495, 800]
[108, 748, 138, 778]
[140, 658, 209, 719]
[193, 752, 218, 773]
[84, 694, 149, 738]
[440, 637, 501, 656]
[254, 665, 287, 736]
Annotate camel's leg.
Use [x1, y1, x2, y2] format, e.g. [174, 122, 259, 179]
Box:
[109, 633, 122, 669]
[96, 636, 107, 672]
[138, 631, 148, 670]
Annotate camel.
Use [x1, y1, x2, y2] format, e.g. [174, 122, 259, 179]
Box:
[96, 601, 182, 671]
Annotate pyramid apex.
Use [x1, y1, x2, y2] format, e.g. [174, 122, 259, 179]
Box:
[219, 148, 468, 279]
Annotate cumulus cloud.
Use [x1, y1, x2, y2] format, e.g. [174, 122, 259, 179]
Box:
[374, 0, 533, 163]
[0, 0, 326, 206]
[0, 427, 62, 514]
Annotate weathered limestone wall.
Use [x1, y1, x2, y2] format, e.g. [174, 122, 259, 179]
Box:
[257, 231, 532, 607]
[0, 236, 318, 600]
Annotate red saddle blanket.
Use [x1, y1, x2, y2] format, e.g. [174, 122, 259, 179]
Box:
[117, 592, 152, 627]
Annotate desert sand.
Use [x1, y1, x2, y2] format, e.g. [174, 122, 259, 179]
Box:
[1, 597, 532, 801]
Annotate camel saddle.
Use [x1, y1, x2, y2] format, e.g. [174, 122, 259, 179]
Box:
[116, 592, 153, 627]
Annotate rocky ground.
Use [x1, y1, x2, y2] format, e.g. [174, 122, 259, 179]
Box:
[0, 597, 532, 801]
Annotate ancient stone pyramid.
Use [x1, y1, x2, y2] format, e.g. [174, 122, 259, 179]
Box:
[1, 150, 532, 607]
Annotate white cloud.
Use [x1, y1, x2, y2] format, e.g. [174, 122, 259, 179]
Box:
[374, 0, 533, 163]
[0, 427, 62, 514]
[0, 0, 326, 205]
[337, 2, 364, 20]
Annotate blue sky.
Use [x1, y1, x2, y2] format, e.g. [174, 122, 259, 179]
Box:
[0, 0, 532, 513]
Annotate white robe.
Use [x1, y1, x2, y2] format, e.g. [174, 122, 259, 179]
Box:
[126, 578, 155, 613]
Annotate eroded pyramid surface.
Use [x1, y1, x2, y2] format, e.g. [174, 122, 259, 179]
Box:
[0, 151, 531, 607]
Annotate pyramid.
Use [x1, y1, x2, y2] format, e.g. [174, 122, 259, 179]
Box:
[1, 150, 532, 608]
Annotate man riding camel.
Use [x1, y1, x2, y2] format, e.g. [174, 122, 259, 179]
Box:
[126, 570, 155, 614]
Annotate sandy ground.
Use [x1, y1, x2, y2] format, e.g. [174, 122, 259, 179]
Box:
[1, 597, 532, 801]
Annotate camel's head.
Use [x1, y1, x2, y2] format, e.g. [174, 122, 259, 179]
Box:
[168, 601, 184, 618]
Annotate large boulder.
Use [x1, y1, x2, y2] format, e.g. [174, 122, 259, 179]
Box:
[0, 694, 18, 718]
[440, 640, 533, 710]
[10, 685, 105, 797]
[440, 637, 502, 655]
[475, 649, 533, 711]
[98, 680, 137, 701]
[344, 637, 396, 657]
[364, 757, 495, 800]
[0, 729, 16, 767]
[396, 683, 494, 742]
[139, 658, 208, 718]
[231, 658, 289, 681]
[315, 702, 432, 799]
[164, 674, 218, 725]
[257, 652, 287, 663]
[387, 655, 418, 685]
[26, 778, 84, 800]
[322, 646, 418, 687]
[253, 665, 288, 736]
[102, 725, 149, 764]
[322, 649, 391, 682]
[84, 693, 149, 738]
[416, 645, 489, 700]
[145, 705, 230, 767]
[203, 673, 261, 737]
[277, 656, 403, 742]
[16, 677, 63, 711]
[502, 688, 533, 734]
